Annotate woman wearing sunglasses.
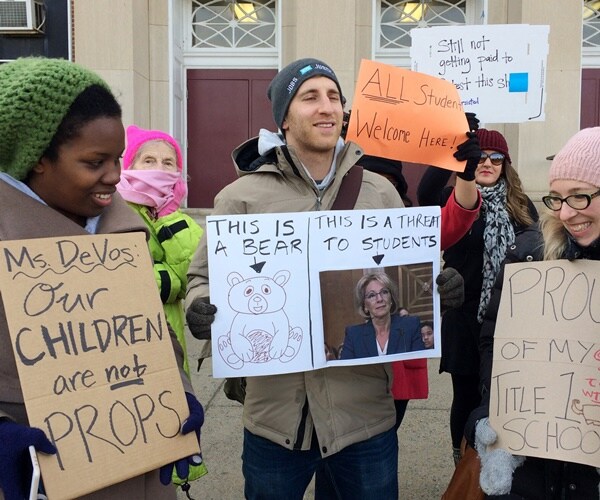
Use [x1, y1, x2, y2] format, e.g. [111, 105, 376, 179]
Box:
[464, 129, 600, 499]
[417, 128, 538, 465]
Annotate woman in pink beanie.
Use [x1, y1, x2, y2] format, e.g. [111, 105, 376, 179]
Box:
[542, 126, 600, 258]
[464, 127, 600, 498]
[118, 125, 203, 377]
[117, 126, 206, 488]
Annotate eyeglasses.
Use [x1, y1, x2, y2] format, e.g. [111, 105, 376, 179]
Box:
[365, 289, 390, 301]
[542, 189, 600, 211]
[478, 152, 505, 166]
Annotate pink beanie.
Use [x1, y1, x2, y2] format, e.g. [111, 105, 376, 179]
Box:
[476, 128, 511, 164]
[122, 125, 183, 171]
[549, 127, 600, 187]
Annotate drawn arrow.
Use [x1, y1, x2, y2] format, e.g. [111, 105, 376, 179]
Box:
[372, 254, 384, 265]
[250, 257, 266, 273]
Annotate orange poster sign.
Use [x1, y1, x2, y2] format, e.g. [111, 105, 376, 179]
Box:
[346, 59, 469, 172]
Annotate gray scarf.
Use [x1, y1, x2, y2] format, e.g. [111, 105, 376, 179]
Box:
[478, 178, 514, 323]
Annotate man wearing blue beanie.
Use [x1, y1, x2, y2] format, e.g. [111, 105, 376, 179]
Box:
[186, 58, 403, 499]
[267, 58, 345, 132]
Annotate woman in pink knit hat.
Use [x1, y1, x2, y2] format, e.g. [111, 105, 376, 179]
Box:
[117, 126, 206, 488]
[464, 127, 600, 498]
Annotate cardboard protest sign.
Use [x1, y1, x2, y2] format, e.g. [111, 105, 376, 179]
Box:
[345, 59, 468, 172]
[0, 233, 198, 499]
[490, 260, 600, 468]
[207, 206, 441, 378]
[411, 24, 549, 123]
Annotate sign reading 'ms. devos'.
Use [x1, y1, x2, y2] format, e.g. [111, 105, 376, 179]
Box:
[0, 233, 198, 499]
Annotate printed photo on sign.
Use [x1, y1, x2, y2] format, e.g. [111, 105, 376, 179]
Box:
[320, 263, 437, 365]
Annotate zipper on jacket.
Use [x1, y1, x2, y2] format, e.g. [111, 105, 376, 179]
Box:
[279, 144, 330, 211]
[293, 397, 310, 450]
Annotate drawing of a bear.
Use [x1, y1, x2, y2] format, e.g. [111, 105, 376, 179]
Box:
[218, 270, 302, 369]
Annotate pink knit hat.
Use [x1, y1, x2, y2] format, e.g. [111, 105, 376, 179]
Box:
[122, 125, 183, 172]
[120, 125, 187, 217]
[549, 127, 600, 187]
[476, 128, 511, 164]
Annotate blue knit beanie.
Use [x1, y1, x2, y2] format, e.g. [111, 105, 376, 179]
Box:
[0, 57, 109, 180]
[267, 58, 343, 130]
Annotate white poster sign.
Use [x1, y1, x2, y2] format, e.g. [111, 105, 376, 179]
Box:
[207, 207, 441, 378]
[411, 24, 549, 123]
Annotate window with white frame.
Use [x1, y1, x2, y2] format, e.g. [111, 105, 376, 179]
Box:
[190, 0, 276, 49]
[379, 0, 467, 50]
[584, 0, 600, 67]
[375, 0, 483, 66]
[584, 0, 600, 47]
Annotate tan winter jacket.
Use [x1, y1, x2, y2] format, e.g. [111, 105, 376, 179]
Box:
[186, 137, 403, 456]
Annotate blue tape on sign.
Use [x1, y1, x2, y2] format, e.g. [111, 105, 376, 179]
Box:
[509, 73, 528, 92]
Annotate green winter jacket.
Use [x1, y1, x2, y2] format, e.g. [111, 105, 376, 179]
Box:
[129, 204, 203, 375]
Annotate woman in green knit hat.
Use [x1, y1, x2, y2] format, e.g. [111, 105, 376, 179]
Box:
[0, 58, 203, 500]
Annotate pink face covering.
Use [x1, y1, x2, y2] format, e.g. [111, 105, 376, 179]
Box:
[117, 169, 187, 217]
[119, 125, 188, 217]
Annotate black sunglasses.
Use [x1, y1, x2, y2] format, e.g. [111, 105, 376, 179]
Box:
[478, 152, 505, 166]
[542, 189, 600, 211]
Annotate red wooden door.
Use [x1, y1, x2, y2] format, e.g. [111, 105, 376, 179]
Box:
[186, 69, 277, 208]
[582, 68, 600, 129]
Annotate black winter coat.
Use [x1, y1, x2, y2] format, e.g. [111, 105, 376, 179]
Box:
[417, 167, 538, 375]
[465, 226, 599, 500]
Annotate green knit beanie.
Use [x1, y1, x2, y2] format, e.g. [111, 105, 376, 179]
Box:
[0, 57, 109, 180]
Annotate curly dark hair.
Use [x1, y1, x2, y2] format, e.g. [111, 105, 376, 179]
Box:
[41, 84, 121, 162]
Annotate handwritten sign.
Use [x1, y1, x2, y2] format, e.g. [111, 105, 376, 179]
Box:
[345, 59, 468, 171]
[0, 233, 198, 499]
[411, 24, 549, 123]
[207, 206, 442, 378]
[490, 260, 600, 468]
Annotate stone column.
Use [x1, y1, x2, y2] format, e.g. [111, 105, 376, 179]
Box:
[487, 0, 582, 201]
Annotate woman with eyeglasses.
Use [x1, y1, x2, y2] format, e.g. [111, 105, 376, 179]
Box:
[462, 128, 600, 499]
[417, 128, 538, 465]
[339, 273, 425, 361]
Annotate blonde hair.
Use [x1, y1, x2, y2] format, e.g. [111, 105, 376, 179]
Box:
[540, 208, 570, 260]
[354, 273, 399, 319]
[540, 128, 600, 259]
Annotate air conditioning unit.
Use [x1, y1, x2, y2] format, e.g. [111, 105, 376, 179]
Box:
[0, 0, 45, 35]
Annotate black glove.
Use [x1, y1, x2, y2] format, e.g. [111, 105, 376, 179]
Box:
[436, 267, 464, 310]
[186, 298, 217, 340]
[341, 110, 351, 140]
[465, 112, 480, 132]
[0, 419, 57, 500]
[159, 392, 205, 486]
[454, 131, 481, 181]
